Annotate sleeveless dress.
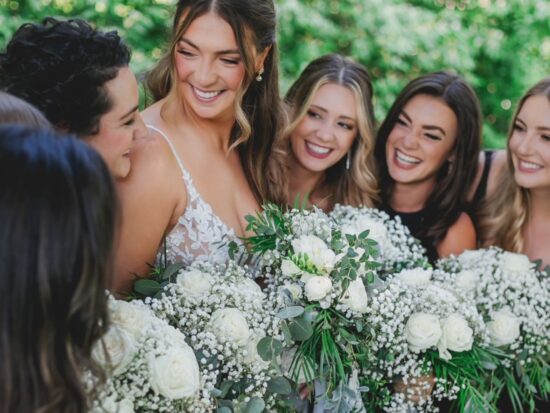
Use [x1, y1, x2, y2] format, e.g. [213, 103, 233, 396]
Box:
[148, 125, 240, 267]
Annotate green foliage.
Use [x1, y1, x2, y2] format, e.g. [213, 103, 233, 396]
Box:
[2, 0, 549, 147]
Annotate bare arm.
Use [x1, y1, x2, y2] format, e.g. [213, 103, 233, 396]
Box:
[437, 212, 477, 258]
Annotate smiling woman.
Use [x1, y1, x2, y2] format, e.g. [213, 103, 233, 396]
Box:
[280, 53, 378, 211]
[0, 17, 147, 179]
[375, 71, 482, 262]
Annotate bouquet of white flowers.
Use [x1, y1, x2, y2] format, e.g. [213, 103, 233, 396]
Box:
[239, 204, 378, 411]
[144, 261, 285, 412]
[330, 205, 428, 276]
[436, 248, 550, 411]
[88, 296, 204, 412]
[362, 268, 499, 412]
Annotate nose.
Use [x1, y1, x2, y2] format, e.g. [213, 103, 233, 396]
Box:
[402, 128, 420, 149]
[515, 133, 536, 156]
[195, 58, 216, 86]
[133, 113, 148, 140]
[315, 121, 334, 142]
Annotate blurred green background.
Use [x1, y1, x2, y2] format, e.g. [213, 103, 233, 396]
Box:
[1, 0, 549, 147]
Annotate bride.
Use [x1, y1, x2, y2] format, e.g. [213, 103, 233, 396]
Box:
[114, 0, 286, 292]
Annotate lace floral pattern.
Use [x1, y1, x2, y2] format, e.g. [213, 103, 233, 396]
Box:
[148, 125, 240, 267]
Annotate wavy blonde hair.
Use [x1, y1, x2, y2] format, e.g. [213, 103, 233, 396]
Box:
[478, 78, 550, 252]
[146, 0, 286, 204]
[278, 54, 378, 209]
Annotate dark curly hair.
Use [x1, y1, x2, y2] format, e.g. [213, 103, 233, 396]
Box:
[0, 17, 131, 136]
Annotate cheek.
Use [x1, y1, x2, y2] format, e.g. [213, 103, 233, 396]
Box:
[224, 65, 246, 90]
[339, 132, 356, 152]
[174, 55, 193, 80]
[508, 134, 521, 155]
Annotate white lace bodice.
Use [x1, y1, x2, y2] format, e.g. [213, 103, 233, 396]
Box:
[148, 125, 240, 267]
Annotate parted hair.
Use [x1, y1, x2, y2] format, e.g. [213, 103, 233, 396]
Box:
[375, 71, 482, 246]
[281, 53, 378, 209]
[146, 0, 287, 204]
[0, 17, 130, 136]
[0, 92, 51, 128]
[478, 78, 550, 252]
[0, 125, 117, 413]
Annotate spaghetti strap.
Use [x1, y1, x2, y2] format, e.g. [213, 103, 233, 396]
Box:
[473, 150, 495, 204]
[146, 124, 187, 177]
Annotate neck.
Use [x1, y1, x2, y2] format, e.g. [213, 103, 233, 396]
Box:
[528, 188, 550, 219]
[288, 155, 325, 206]
[390, 179, 436, 212]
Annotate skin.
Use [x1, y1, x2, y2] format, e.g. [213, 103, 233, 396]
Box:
[85, 67, 147, 179]
[114, 12, 269, 293]
[386, 94, 476, 257]
[288, 83, 358, 210]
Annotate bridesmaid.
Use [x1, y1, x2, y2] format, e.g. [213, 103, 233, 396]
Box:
[115, 0, 286, 291]
[0, 125, 117, 412]
[478, 78, 550, 267]
[279, 53, 378, 210]
[374, 71, 482, 262]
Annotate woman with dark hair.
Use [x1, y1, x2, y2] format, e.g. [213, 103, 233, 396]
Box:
[0, 17, 147, 179]
[280, 53, 378, 210]
[478, 78, 550, 267]
[0, 125, 117, 413]
[0, 91, 50, 128]
[115, 0, 286, 292]
[375, 71, 482, 262]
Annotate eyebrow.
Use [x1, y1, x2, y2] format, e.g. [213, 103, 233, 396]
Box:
[179, 38, 240, 55]
[119, 105, 139, 121]
[516, 116, 550, 132]
[310, 104, 356, 122]
[401, 109, 447, 136]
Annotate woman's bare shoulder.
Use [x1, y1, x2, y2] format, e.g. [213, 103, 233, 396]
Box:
[437, 212, 477, 258]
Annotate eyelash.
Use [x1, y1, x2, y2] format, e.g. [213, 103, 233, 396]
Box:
[513, 123, 526, 132]
[221, 58, 240, 65]
[338, 122, 353, 130]
[124, 118, 135, 127]
[425, 133, 442, 141]
[396, 117, 408, 126]
[307, 110, 321, 119]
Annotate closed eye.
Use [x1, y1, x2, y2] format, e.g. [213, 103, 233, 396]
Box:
[338, 122, 354, 131]
[177, 49, 195, 57]
[542, 134, 550, 142]
[396, 117, 408, 126]
[513, 122, 526, 132]
[425, 133, 442, 141]
[221, 57, 241, 65]
[307, 110, 321, 120]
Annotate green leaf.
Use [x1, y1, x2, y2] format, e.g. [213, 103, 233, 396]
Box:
[257, 337, 283, 361]
[216, 408, 232, 413]
[288, 317, 313, 341]
[133, 279, 161, 297]
[245, 396, 265, 413]
[160, 262, 185, 282]
[267, 376, 292, 395]
[276, 305, 305, 319]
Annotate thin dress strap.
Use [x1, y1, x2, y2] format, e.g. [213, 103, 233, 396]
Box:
[146, 124, 187, 178]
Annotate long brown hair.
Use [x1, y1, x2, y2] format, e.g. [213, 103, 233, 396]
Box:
[281, 53, 378, 209]
[0, 126, 116, 412]
[147, 0, 286, 204]
[478, 78, 550, 252]
[375, 71, 482, 246]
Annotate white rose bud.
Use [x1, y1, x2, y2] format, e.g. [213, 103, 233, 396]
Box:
[148, 345, 201, 399]
[454, 270, 479, 293]
[438, 313, 473, 360]
[487, 308, 521, 346]
[396, 268, 432, 288]
[340, 278, 369, 314]
[405, 312, 442, 352]
[92, 325, 136, 376]
[110, 300, 154, 340]
[208, 308, 251, 346]
[304, 275, 332, 302]
[292, 235, 337, 273]
[499, 252, 531, 275]
[177, 268, 214, 297]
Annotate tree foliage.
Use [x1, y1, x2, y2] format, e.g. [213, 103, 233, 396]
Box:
[1, 0, 549, 147]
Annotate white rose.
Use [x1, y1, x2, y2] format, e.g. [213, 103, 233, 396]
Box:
[281, 259, 303, 277]
[92, 325, 136, 375]
[343, 216, 389, 250]
[499, 252, 531, 275]
[396, 268, 432, 288]
[292, 235, 337, 273]
[487, 308, 521, 346]
[304, 275, 332, 302]
[454, 270, 479, 293]
[438, 313, 473, 360]
[149, 344, 201, 399]
[236, 277, 262, 295]
[117, 399, 135, 413]
[340, 278, 369, 314]
[405, 312, 442, 352]
[176, 268, 214, 297]
[110, 300, 154, 340]
[208, 308, 251, 346]
[282, 283, 302, 300]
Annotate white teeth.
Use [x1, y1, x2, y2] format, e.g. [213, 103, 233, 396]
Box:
[306, 142, 331, 155]
[396, 150, 420, 164]
[519, 160, 542, 170]
[193, 87, 221, 99]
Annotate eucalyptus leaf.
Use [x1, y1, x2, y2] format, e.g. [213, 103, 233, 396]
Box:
[276, 305, 305, 319]
[257, 336, 283, 361]
[245, 396, 265, 413]
[216, 407, 232, 413]
[288, 317, 313, 341]
[267, 376, 292, 395]
[133, 279, 161, 297]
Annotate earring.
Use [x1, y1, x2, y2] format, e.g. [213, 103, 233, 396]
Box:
[256, 68, 264, 82]
[346, 152, 351, 170]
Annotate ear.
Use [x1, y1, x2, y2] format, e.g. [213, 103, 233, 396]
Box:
[255, 45, 272, 73]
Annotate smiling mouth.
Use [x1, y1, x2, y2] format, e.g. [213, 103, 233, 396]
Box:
[395, 149, 421, 165]
[518, 159, 543, 172]
[305, 141, 332, 159]
[191, 85, 224, 102]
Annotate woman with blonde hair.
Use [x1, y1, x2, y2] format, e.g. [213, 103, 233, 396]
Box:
[478, 78, 550, 268]
[115, 0, 286, 292]
[281, 53, 378, 211]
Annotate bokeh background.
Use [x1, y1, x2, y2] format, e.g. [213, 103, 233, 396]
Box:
[1, 0, 549, 147]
